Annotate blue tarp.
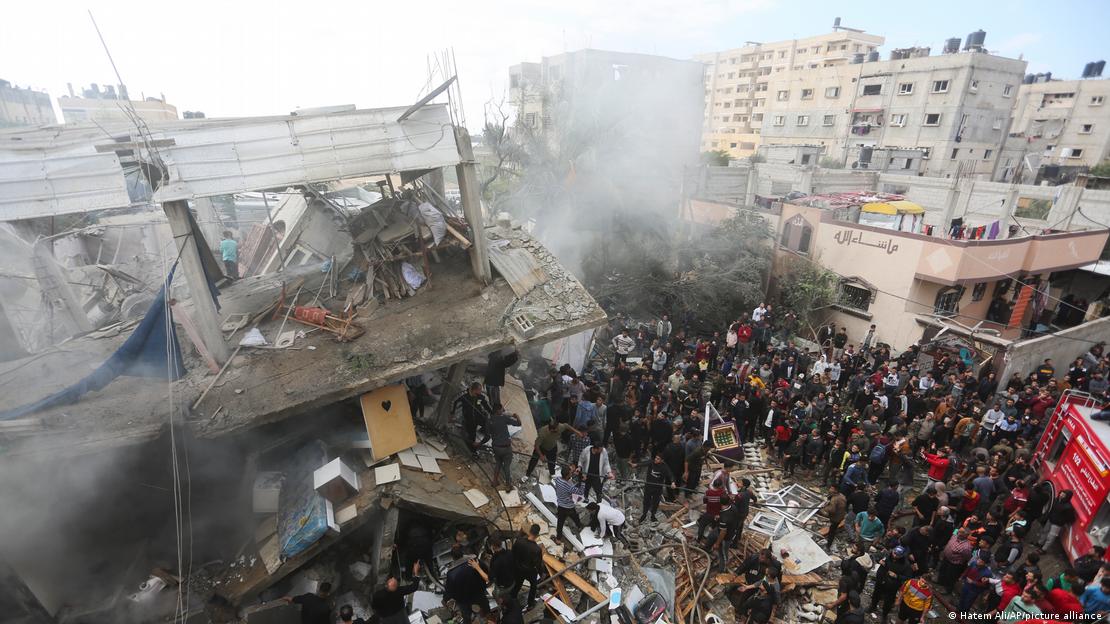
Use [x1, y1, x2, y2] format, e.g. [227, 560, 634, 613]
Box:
[0, 269, 186, 421]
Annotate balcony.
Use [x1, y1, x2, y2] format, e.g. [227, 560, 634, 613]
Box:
[914, 229, 1110, 285]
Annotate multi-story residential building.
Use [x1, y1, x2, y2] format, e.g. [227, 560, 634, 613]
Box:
[696, 29, 886, 159]
[0, 80, 56, 127]
[761, 44, 1026, 179]
[58, 83, 177, 124]
[999, 75, 1110, 183]
[773, 193, 1109, 351]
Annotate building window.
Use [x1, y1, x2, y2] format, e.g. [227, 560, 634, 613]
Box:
[752, 114, 763, 121]
[773, 115, 785, 126]
[1003, 84, 1013, 97]
[993, 118, 1004, 130]
[796, 115, 809, 126]
[924, 113, 942, 126]
[1093, 96, 1106, 106]
[777, 90, 790, 101]
[934, 286, 964, 317]
[1065, 148, 1084, 158]
[890, 113, 907, 127]
[862, 84, 882, 96]
[921, 147, 931, 159]
[898, 82, 914, 95]
[1081, 124, 1095, 134]
[902, 158, 914, 170]
[932, 80, 950, 93]
[984, 149, 993, 160]
[837, 282, 873, 313]
[779, 216, 814, 254]
[971, 282, 988, 302]
[730, 142, 738, 148]
[755, 83, 768, 92]
[779, 50, 787, 58]
[822, 114, 835, 126]
[825, 86, 841, 98]
[524, 112, 537, 127]
[950, 148, 959, 159]
[969, 80, 979, 92]
[801, 88, 814, 100]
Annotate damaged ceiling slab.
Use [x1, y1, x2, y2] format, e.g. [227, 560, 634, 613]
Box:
[0, 104, 460, 221]
[0, 227, 605, 462]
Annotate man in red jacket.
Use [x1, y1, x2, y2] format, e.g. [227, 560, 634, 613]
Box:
[696, 479, 727, 541]
[922, 446, 951, 486]
[1043, 585, 1084, 618]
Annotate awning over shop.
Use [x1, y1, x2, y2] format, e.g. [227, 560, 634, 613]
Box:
[861, 200, 924, 215]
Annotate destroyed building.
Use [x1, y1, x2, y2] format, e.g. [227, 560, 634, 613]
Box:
[0, 98, 618, 622]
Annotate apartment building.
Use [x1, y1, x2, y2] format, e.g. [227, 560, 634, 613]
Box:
[58, 83, 177, 124]
[761, 45, 1026, 179]
[697, 29, 886, 159]
[1000, 76, 1110, 182]
[0, 80, 55, 127]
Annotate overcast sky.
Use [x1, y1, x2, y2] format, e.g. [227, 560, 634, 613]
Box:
[3, 0, 1107, 130]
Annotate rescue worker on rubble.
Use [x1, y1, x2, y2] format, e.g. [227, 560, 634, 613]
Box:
[510, 524, 544, 609]
[453, 382, 492, 453]
[870, 546, 914, 622]
[371, 567, 418, 624]
[639, 452, 673, 524]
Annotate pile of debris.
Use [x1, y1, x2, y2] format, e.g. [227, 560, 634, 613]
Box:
[349, 188, 472, 302]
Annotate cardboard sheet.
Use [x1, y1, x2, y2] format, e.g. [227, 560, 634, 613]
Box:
[359, 384, 417, 460]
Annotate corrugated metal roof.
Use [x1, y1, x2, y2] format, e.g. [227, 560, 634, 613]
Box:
[0, 104, 460, 221]
[488, 241, 548, 297]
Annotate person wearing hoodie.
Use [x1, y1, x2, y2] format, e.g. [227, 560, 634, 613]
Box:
[1040, 489, 1077, 550]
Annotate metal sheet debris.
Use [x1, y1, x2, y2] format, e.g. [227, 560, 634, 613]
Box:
[772, 529, 833, 575]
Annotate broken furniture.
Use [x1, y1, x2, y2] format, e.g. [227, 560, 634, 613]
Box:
[359, 384, 418, 461]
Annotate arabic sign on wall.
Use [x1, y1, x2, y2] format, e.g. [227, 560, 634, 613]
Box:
[832, 228, 901, 255]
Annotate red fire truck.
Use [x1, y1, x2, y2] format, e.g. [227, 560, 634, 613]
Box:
[1033, 390, 1110, 561]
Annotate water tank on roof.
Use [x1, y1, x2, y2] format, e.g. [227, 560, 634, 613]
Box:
[867, 51, 880, 62]
[1044, 72, 1052, 82]
[944, 38, 961, 54]
[1083, 63, 1096, 78]
[852, 53, 865, 64]
[1094, 61, 1106, 77]
[965, 30, 986, 50]
[890, 50, 904, 61]
[1023, 74, 1035, 84]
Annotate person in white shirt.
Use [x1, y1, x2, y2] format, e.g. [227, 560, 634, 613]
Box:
[751, 303, 767, 323]
[829, 361, 842, 383]
[656, 315, 672, 340]
[611, 329, 636, 366]
[919, 373, 936, 393]
[587, 501, 629, 545]
[979, 402, 1005, 446]
[652, 347, 668, 381]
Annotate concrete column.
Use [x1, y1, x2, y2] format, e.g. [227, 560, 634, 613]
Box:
[744, 163, 758, 206]
[162, 200, 231, 364]
[31, 240, 92, 336]
[1001, 187, 1022, 235]
[191, 197, 225, 254]
[435, 362, 466, 428]
[426, 168, 446, 204]
[453, 127, 492, 284]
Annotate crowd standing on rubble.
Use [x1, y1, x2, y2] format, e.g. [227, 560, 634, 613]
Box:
[353, 305, 1110, 624]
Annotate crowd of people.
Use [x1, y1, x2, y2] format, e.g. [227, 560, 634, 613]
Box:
[514, 305, 1109, 624]
[355, 304, 1110, 624]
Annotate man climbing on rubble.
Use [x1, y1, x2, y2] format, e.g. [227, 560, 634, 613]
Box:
[639, 452, 673, 524]
[553, 465, 585, 541]
[526, 419, 581, 483]
[484, 349, 519, 407]
[587, 500, 630, 546]
[453, 382, 493, 454]
[510, 524, 544, 609]
[371, 567, 419, 624]
[696, 477, 727, 542]
[711, 493, 743, 571]
[821, 484, 848, 548]
[282, 582, 334, 624]
[487, 403, 522, 490]
[445, 558, 490, 623]
[577, 442, 613, 503]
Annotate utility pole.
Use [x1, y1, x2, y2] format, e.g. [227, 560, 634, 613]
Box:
[454, 127, 492, 284]
[163, 200, 231, 365]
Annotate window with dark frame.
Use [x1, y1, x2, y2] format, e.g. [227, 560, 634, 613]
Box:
[934, 286, 964, 317]
[837, 282, 873, 312]
[971, 282, 987, 301]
